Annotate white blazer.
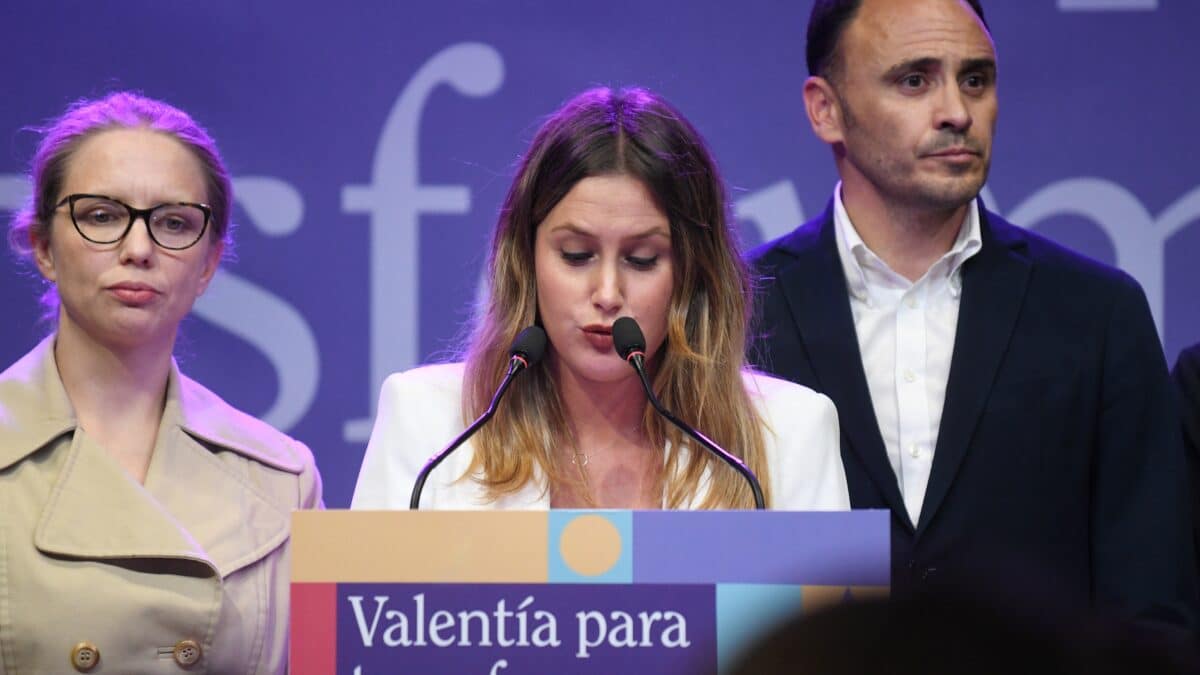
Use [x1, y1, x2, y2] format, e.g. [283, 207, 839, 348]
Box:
[351, 363, 849, 511]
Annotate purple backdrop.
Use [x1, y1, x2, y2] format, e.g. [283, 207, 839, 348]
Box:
[1, 1, 1196, 507]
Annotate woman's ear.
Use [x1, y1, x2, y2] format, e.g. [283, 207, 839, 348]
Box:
[31, 226, 57, 283]
[196, 239, 223, 297]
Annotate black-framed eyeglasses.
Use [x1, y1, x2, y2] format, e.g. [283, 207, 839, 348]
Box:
[53, 193, 212, 251]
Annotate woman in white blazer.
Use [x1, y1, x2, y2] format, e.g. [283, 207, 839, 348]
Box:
[352, 87, 848, 512]
[0, 92, 322, 674]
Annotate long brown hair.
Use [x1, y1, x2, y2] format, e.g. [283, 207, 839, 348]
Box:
[461, 87, 769, 509]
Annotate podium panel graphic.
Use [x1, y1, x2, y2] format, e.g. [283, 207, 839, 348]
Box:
[291, 509, 888, 674]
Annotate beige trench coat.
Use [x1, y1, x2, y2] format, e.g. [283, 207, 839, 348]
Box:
[0, 337, 323, 674]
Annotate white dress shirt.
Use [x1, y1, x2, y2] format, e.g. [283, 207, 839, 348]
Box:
[350, 362, 850, 512]
[833, 184, 982, 524]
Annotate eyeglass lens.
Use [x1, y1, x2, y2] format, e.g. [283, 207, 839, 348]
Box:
[71, 196, 206, 249]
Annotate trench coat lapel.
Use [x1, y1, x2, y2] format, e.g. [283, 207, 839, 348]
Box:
[33, 429, 219, 571]
[0, 336, 75, 470]
[14, 337, 294, 578]
[141, 422, 292, 578]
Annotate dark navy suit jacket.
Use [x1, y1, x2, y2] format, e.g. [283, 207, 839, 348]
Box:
[749, 201, 1196, 619]
[1172, 344, 1200, 586]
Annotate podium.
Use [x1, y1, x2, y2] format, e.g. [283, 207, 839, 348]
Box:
[290, 509, 888, 674]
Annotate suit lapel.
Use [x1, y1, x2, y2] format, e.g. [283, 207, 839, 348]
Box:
[917, 210, 1031, 533]
[775, 208, 913, 530]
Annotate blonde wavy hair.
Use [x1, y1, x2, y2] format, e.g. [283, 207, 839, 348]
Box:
[461, 87, 769, 509]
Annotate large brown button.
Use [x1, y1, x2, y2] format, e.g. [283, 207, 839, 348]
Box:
[70, 641, 100, 672]
[172, 639, 202, 667]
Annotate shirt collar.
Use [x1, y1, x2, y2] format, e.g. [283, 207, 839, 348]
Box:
[943, 201, 982, 296]
[832, 182, 982, 302]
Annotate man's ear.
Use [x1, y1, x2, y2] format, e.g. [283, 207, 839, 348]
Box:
[31, 227, 57, 283]
[195, 239, 223, 297]
[803, 75, 847, 146]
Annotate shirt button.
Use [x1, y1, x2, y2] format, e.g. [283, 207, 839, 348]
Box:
[70, 641, 100, 672]
[173, 639, 203, 667]
[910, 444, 921, 458]
[906, 296, 918, 309]
[903, 369, 916, 383]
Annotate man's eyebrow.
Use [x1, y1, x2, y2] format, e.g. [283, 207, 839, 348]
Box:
[959, 57, 997, 75]
[882, 57, 941, 80]
[882, 56, 996, 80]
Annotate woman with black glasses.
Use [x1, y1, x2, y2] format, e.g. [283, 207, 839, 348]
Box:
[0, 92, 322, 674]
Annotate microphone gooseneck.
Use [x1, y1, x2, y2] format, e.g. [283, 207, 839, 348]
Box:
[409, 326, 547, 509]
[611, 317, 766, 510]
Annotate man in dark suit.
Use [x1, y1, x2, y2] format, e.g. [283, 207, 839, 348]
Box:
[749, 0, 1195, 620]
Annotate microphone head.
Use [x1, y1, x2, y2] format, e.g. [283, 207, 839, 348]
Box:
[612, 317, 646, 360]
[510, 326, 548, 366]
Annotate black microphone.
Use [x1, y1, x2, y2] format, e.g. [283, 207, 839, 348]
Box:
[612, 316, 766, 510]
[409, 326, 547, 509]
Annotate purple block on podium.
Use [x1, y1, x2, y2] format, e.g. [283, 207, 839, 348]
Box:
[632, 510, 889, 586]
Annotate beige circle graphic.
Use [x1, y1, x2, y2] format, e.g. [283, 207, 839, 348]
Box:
[559, 515, 622, 576]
